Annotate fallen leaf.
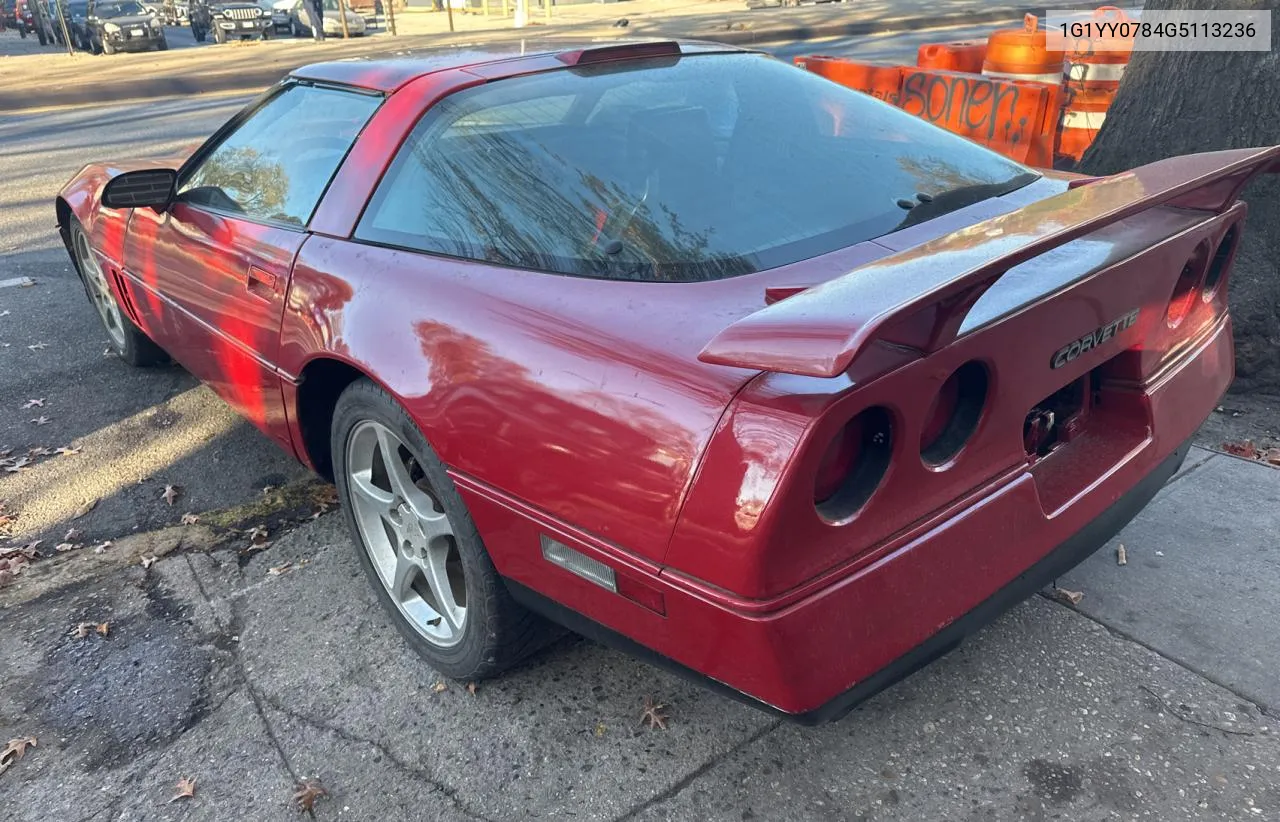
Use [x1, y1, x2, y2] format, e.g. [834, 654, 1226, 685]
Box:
[1116, 544, 1127, 566]
[3, 457, 31, 473]
[466, 682, 477, 696]
[141, 555, 159, 569]
[161, 485, 181, 506]
[262, 485, 277, 495]
[54, 446, 81, 457]
[169, 776, 197, 803]
[640, 695, 668, 730]
[293, 780, 328, 815]
[71, 621, 109, 639]
[27, 342, 48, 351]
[92, 541, 113, 554]
[1050, 587, 1084, 606]
[29, 416, 51, 426]
[71, 499, 98, 520]
[267, 562, 292, 576]
[180, 513, 200, 525]
[431, 680, 447, 694]
[0, 736, 37, 776]
[28, 446, 55, 457]
[64, 527, 83, 541]
[593, 721, 606, 738]
[1222, 440, 1259, 459]
[54, 543, 81, 553]
[21, 398, 45, 409]
[247, 524, 269, 544]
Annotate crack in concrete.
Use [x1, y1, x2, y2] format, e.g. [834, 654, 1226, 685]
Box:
[255, 693, 500, 822]
[1039, 592, 1277, 721]
[183, 553, 301, 784]
[611, 719, 783, 822]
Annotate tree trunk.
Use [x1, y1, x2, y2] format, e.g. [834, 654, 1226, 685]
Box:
[1078, 0, 1280, 393]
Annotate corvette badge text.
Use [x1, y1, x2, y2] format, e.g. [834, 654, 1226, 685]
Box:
[1051, 309, 1140, 369]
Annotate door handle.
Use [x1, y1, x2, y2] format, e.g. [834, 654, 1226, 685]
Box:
[247, 265, 278, 296]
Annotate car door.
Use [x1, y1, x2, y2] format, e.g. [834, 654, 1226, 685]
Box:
[123, 81, 382, 450]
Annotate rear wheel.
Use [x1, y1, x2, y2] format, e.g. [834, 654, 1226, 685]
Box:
[102, 37, 116, 53]
[69, 219, 168, 367]
[212, 23, 225, 42]
[331, 380, 555, 680]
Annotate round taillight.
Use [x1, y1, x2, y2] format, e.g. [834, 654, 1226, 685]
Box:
[814, 406, 893, 522]
[1166, 245, 1208, 328]
[920, 361, 988, 466]
[1202, 225, 1238, 302]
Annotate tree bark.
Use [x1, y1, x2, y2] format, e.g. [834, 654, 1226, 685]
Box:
[1078, 0, 1280, 392]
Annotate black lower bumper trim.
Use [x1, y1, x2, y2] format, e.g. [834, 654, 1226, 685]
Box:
[505, 438, 1192, 725]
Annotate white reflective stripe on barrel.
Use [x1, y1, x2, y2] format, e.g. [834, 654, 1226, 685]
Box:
[1065, 62, 1127, 83]
[981, 69, 1065, 85]
[1060, 109, 1108, 129]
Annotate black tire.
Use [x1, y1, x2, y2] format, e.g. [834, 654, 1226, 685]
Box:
[67, 219, 169, 367]
[212, 23, 224, 42]
[102, 37, 116, 53]
[290, 17, 300, 36]
[331, 379, 555, 681]
[157, 33, 168, 49]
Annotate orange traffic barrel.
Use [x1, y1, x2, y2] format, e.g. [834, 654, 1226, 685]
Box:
[1065, 6, 1135, 91]
[983, 14, 1066, 85]
[1056, 85, 1113, 163]
[917, 40, 987, 74]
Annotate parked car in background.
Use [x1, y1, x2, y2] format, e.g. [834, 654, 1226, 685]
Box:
[83, 0, 167, 52]
[59, 0, 93, 49]
[260, 0, 288, 32]
[286, 0, 363, 37]
[208, 0, 271, 42]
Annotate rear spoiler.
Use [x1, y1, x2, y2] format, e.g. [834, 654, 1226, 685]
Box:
[698, 146, 1280, 378]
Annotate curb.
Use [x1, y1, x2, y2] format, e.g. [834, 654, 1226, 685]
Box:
[3, 2, 1100, 113]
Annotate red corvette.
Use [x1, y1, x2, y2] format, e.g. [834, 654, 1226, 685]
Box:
[57, 40, 1278, 723]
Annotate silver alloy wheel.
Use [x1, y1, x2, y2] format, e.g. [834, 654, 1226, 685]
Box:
[73, 228, 127, 351]
[346, 420, 467, 647]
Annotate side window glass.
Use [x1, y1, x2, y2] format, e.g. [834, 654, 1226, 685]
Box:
[178, 83, 381, 226]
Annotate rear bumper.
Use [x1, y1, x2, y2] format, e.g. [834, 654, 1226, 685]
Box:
[501, 317, 1233, 723]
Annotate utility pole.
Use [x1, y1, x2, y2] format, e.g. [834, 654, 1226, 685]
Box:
[55, 0, 75, 53]
[445, 0, 453, 32]
[385, 0, 395, 34]
[336, 0, 350, 37]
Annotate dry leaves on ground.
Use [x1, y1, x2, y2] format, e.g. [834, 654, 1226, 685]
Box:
[92, 541, 113, 554]
[1223, 440, 1280, 465]
[180, 513, 200, 525]
[29, 416, 50, 426]
[140, 555, 159, 570]
[1050, 587, 1084, 606]
[21, 398, 44, 409]
[640, 695, 668, 730]
[169, 776, 197, 803]
[1116, 544, 1127, 566]
[293, 780, 328, 816]
[0, 736, 37, 777]
[72, 622, 109, 639]
[71, 498, 98, 520]
[431, 680, 447, 694]
[161, 485, 182, 506]
[267, 562, 293, 577]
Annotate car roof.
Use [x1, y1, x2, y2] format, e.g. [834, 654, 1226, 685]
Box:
[288, 39, 752, 93]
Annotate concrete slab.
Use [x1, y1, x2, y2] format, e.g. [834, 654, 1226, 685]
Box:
[1060, 453, 1280, 713]
[203, 515, 776, 822]
[631, 598, 1280, 822]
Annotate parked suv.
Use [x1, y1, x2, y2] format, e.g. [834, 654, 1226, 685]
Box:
[208, 0, 270, 42]
[83, 0, 167, 53]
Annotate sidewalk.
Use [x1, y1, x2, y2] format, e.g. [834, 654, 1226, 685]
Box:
[0, 0, 1096, 112]
[1, 445, 1278, 821]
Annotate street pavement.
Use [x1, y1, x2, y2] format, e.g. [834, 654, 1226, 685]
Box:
[2, 21, 1280, 822]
